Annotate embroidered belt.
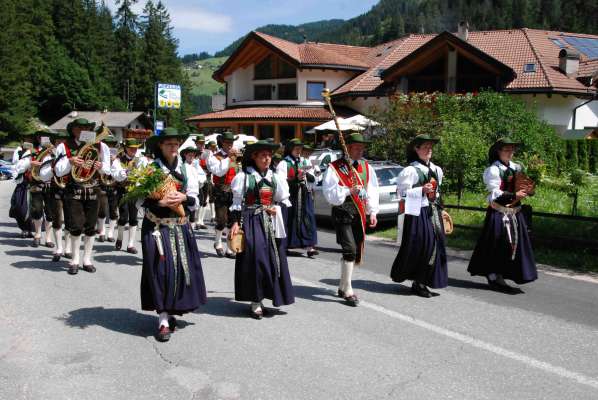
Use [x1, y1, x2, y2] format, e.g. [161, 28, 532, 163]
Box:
[145, 211, 188, 226]
[490, 202, 521, 260]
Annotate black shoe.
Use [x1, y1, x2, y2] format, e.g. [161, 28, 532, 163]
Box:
[52, 253, 62, 262]
[107, 237, 115, 243]
[343, 294, 360, 307]
[250, 308, 263, 320]
[168, 316, 177, 332]
[156, 326, 171, 342]
[337, 289, 345, 298]
[68, 264, 78, 275]
[27, 232, 34, 238]
[115, 240, 122, 250]
[488, 279, 522, 295]
[64, 253, 72, 260]
[198, 224, 208, 230]
[214, 244, 225, 257]
[126, 247, 138, 254]
[82, 264, 96, 273]
[45, 242, 55, 248]
[307, 249, 319, 258]
[98, 235, 105, 243]
[411, 282, 432, 298]
[225, 251, 236, 259]
[32, 238, 40, 248]
[20, 232, 27, 239]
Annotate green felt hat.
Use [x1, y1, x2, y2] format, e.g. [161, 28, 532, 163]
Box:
[146, 127, 189, 155]
[180, 145, 199, 155]
[67, 118, 96, 135]
[220, 131, 237, 142]
[345, 132, 371, 144]
[409, 134, 439, 147]
[207, 141, 217, 148]
[194, 134, 206, 143]
[123, 138, 143, 148]
[245, 139, 281, 156]
[493, 137, 522, 148]
[302, 144, 315, 152]
[285, 138, 304, 148]
[51, 130, 70, 139]
[103, 134, 118, 144]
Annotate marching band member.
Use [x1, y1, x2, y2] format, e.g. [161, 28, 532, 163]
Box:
[180, 144, 207, 230]
[207, 131, 240, 258]
[322, 132, 379, 307]
[96, 135, 119, 242]
[112, 138, 147, 254]
[467, 138, 537, 293]
[49, 130, 70, 262]
[140, 128, 207, 342]
[10, 135, 35, 238]
[390, 134, 448, 298]
[206, 140, 218, 222]
[16, 131, 55, 248]
[194, 134, 211, 230]
[276, 139, 318, 257]
[54, 118, 111, 275]
[229, 140, 294, 319]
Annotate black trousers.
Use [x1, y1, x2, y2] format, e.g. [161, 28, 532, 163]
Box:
[213, 185, 232, 231]
[29, 186, 53, 221]
[118, 200, 139, 227]
[98, 187, 119, 220]
[201, 180, 212, 207]
[64, 186, 100, 237]
[332, 204, 365, 263]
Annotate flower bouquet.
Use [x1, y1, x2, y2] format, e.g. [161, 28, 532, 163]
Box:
[119, 164, 185, 217]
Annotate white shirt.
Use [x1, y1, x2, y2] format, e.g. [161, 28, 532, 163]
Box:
[111, 155, 149, 182]
[396, 161, 444, 216]
[54, 141, 111, 178]
[207, 150, 232, 177]
[322, 159, 379, 216]
[483, 160, 521, 203]
[191, 159, 207, 187]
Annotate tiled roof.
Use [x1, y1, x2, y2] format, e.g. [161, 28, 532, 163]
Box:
[578, 59, 598, 77]
[333, 28, 598, 96]
[50, 111, 146, 130]
[186, 106, 355, 123]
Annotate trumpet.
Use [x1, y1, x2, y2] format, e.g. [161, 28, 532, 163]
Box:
[71, 123, 111, 184]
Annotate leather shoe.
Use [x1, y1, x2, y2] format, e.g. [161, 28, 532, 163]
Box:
[411, 282, 432, 298]
[488, 280, 522, 295]
[156, 326, 171, 342]
[67, 264, 78, 275]
[98, 235, 105, 243]
[343, 294, 360, 307]
[52, 253, 62, 262]
[115, 240, 122, 250]
[82, 264, 96, 273]
[214, 244, 225, 257]
[126, 247, 138, 254]
[32, 238, 40, 248]
[107, 237, 115, 242]
[168, 316, 177, 332]
[250, 309, 263, 320]
[45, 242, 55, 248]
[225, 251, 236, 259]
[64, 253, 72, 259]
[198, 224, 207, 230]
[337, 289, 345, 298]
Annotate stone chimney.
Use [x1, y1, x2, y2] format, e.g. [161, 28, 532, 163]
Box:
[458, 21, 469, 41]
[559, 48, 580, 77]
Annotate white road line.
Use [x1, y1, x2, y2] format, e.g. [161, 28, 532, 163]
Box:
[293, 276, 598, 391]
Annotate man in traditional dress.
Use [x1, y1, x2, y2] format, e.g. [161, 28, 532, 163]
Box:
[194, 134, 211, 230]
[96, 135, 119, 242]
[112, 138, 147, 254]
[207, 131, 240, 257]
[54, 118, 111, 275]
[48, 130, 70, 262]
[322, 132, 379, 307]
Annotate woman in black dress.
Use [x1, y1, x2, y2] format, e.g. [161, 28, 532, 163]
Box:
[140, 128, 207, 342]
[229, 140, 295, 319]
[467, 138, 537, 293]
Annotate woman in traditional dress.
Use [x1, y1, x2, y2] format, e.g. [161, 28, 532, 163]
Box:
[276, 138, 318, 257]
[390, 134, 448, 298]
[229, 140, 295, 319]
[467, 138, 537, 293]
[140, 128, 207, 342]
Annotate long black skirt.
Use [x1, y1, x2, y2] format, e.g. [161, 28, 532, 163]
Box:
[9, 182, 32, 232]
[141, 218, 207, 315]
[235, 209, 295, 307]
[467, 208, 537, 284]
[283, 186, 318, 249]
[390, 206, 448, 289]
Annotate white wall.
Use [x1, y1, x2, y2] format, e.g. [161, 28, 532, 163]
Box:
[517, 94, 598, 132]
[337, 96, 389, 115]
[224, 65, 359, 106]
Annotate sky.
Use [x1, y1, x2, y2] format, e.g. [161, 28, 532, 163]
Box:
[105, 0, 379, 55]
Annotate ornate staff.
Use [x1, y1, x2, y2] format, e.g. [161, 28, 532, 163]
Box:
[321, 88, 360, 189]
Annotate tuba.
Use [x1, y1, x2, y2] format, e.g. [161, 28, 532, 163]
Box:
[71, 123, 111, 184]
[31, 144, 55, 182]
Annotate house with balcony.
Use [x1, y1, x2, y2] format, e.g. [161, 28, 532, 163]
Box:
[186, 25, 598, 142]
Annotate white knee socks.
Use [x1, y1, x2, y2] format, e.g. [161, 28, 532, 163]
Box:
[83, 235, 95, 266]
[71, 235, 82, 266]
[340, 259, 355, 296]
[127, 225, 137, 249]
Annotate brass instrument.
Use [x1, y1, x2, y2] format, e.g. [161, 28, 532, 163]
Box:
[71, 123, 111, 184]
[54, 175, 68, 189]
[321, 88, 360, 188]
[31, 144, 55, 182]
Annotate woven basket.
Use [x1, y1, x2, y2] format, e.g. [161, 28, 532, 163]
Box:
[149, 175, 185, 217]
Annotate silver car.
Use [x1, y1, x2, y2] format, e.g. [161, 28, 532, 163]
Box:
[312, 159, 403, 222]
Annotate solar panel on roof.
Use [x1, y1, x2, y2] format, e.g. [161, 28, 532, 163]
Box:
[562, 36, 598, 59]
[551, 38, 566, 48]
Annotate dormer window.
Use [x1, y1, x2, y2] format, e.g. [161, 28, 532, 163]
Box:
[254, 55, 297, 80]
[524, 63, 536, 73]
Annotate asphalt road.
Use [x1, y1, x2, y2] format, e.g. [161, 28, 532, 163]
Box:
[1, 180, 597, 400]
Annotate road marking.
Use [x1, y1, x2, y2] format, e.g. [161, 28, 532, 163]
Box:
[293, 276, 598, 390]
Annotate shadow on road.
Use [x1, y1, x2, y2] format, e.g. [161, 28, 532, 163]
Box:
[0, 238, 31, 247]
[320, 278, 413, 296]
[58, 306, 194, 338]
[293, 284, 343, 304]
[94, 254, 143, 266]
[194, 296, 249, 318]
[10, 259, 67, 272]
[5, 248, 54, 258]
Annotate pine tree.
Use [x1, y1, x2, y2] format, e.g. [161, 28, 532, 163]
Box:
[114, 0, 141, 110]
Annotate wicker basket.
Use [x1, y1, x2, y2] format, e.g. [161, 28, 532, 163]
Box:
[149, 175, 185, 217]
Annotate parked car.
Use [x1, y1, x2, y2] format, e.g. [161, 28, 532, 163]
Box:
[313, 160, 403, 221]
[0, 165, 14, 180]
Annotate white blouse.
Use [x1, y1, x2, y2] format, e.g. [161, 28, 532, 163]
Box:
[54, 141, 111, 178]
[15, 148, 53, 183]
[207, 150, 232, 177]
[111, 155, 149, 183]
[483, 160, 521, 203]
[322, 159, 380, 216]
[396, 161, 444, 216]
[230, 167, 291, 211]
